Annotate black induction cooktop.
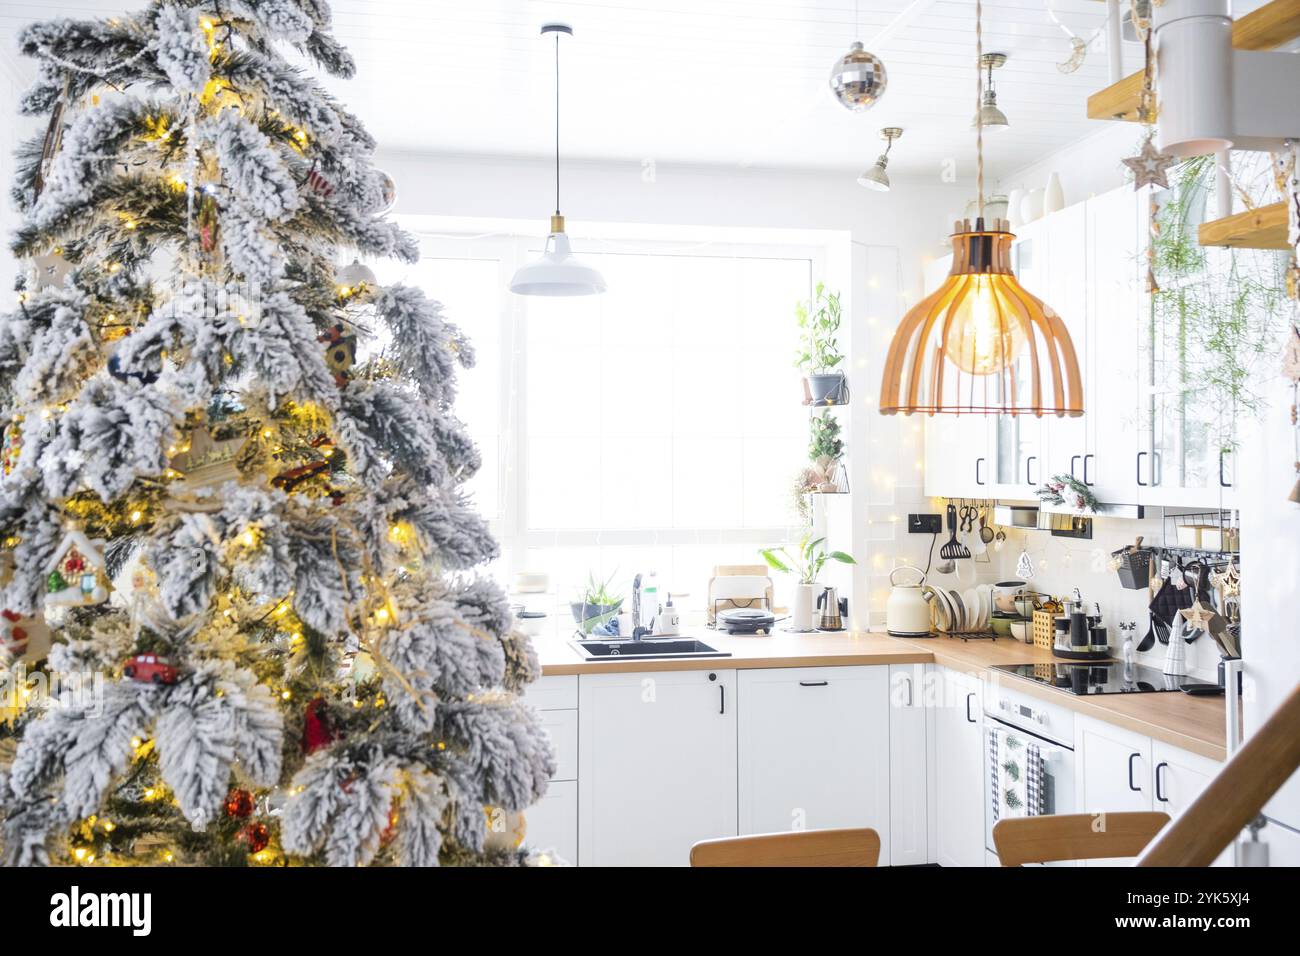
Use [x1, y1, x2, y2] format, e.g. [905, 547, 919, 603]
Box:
[991, 661, 1206, 696]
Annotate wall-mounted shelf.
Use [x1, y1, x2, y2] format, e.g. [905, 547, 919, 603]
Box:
[1198, 201, 1290, 250]
[1086, 0, 1300, 122]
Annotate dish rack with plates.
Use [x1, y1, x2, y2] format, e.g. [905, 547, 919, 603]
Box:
[926, 582, 1000, 641]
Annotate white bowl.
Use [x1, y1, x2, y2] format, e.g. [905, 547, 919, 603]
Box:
[1010, 620, 1030, 643]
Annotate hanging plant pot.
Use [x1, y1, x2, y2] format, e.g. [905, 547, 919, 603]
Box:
[805, 371, 849, 406]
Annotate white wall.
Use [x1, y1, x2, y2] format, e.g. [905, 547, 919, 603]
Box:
[379, 149, 968, 628]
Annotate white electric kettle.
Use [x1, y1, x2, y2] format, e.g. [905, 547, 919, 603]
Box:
[886, 566, 932, 637]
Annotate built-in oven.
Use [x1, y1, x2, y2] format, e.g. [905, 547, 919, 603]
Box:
[982, 676, 1077, 865]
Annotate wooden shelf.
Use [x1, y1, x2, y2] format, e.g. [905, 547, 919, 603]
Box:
[1087, 0, 1300, 122]
[1198, 201, 1290, 250]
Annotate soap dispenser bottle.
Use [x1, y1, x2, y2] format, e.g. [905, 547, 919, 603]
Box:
[659, 593, 681, 635]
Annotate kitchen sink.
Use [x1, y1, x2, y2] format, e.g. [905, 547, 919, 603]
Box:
[570, 638, 732, 660]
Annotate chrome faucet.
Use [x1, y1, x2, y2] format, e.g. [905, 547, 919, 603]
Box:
[630, 573, 644, 640]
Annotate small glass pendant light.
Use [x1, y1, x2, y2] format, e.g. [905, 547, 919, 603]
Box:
[510, 24, 606, 297]
[878, 2, 1081, 418]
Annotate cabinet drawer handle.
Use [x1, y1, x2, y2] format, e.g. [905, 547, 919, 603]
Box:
[1219, 450, 1232, 488]
[1155, 761, 1169, 803]
[975, 457, 985, 486]
[1070, 454, 1081, 479]
[719, 685, 725, 715]
[903, 675, 914, 707]
[1083, 453, 1095, 487]
[1136, 451, 1148, 487]
[1128, 752, 1142, 792]
[799, 680, 829, 687]
[965, 692, 976, 724]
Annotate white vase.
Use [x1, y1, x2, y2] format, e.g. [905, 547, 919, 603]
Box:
[1023, 188, 1045, 223]
[1006, 188, 1025, 227]
[792, 583, 817, 632]
[1044, 172, 1065, 214]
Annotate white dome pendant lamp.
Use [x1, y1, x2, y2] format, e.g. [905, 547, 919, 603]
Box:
[510, 24, 606, 297]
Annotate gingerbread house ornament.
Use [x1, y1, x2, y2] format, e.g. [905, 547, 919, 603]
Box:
[44, 529, 111, 607]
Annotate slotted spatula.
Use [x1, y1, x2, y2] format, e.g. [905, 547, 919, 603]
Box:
[940, 504, 971, 561]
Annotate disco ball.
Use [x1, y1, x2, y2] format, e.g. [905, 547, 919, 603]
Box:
[829, 42, 888, 112]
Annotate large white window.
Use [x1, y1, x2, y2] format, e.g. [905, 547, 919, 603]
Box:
[379, 228, 827, 615]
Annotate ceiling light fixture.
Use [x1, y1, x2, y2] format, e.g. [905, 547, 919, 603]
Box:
[971, 52, 1009, 131]
[509, 23, 606, 297]
[858, 127, 903, 191]
[829, 1, 888, 112]
[878, 3, 1082, 419]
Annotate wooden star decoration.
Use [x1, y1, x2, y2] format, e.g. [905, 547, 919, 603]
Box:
[1124, 136, 1176, 190]
[1181, 599, 1216, 631]
[1281, 325, 1300, 383]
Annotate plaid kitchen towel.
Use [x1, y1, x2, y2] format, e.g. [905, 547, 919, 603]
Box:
[988, 727, 1031, 821]
[1026, 741, 1045, 816]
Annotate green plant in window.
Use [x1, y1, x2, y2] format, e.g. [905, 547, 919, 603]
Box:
[759, 535, 856, 585]
[794, 281, 844, 374]
[1149, 155, 1289, 452]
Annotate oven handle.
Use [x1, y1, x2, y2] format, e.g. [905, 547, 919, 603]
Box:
[983, 715, 1075, 753]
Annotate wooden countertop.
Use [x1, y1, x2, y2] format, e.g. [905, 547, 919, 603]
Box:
[534, 631, 931, 675]
[537, 629, 1229, 761]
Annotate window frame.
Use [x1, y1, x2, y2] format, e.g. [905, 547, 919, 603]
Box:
[396, 226, 832, 578]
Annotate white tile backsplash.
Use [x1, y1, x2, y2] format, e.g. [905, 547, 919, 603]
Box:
[999, 515, 1225, 681]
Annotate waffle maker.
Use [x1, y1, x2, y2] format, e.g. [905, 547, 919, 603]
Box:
[716, 607, 776, 635]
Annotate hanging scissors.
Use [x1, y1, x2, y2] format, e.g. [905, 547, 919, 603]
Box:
[959, 504, 977, 533]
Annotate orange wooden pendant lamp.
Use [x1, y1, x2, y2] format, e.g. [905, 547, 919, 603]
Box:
[878, 0, 1082, 419]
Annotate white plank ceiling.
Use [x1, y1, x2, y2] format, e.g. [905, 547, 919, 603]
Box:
[0, 0, 1180, 177]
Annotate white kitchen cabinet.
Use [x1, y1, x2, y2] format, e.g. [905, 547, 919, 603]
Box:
[522, 676, 580, 864]
[526, 780, 577, 864]
[933, 666, 985, 867]
[921, 252, 990, 500]
[1041, 202, 1090, 487]
[1076, 715, 1152, 814]
[578, 669, 737, 866]
[1152, 741, 1229, 866]
[737, 667, 890, 847]
[889, 663, 929, 865]
[1082, 185, 1144, 505]
[1075, 715, 1152, 865]
[985, 220, 1049, 499]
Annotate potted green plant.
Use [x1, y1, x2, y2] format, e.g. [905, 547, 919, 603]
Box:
[796, 282, 848, 405]
[759, 535, 856, 632]
[570, 571, 623, 634]
[807, 411, 846, 492]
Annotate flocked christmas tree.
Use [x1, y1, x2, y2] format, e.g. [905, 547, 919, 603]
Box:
[0, 0, 555, 866]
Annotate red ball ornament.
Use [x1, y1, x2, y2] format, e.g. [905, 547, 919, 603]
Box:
[224, 788, 254, 819]
[238, 822, 271, 854]
[302, 697, 337, 755]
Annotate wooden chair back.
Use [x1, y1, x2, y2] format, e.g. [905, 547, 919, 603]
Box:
[689, 827, 881, 867]
[993, 812, 1170, 866]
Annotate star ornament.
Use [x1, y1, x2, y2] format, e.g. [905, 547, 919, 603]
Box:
[1181, 599, 1216, 631]
[1124, 136, 1176, 190]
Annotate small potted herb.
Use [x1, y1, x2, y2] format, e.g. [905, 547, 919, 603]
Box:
[570, 571, 623, 633]
[759, 535, 856, 632]
[796, 282, 848, 405]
